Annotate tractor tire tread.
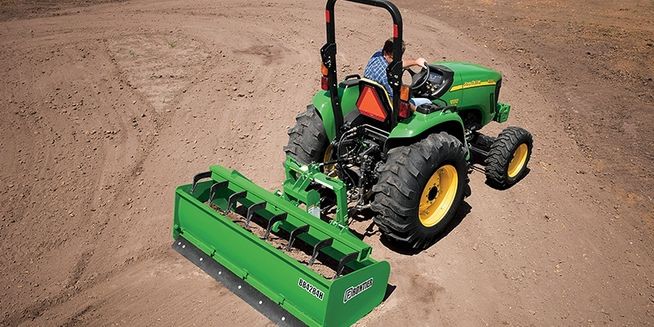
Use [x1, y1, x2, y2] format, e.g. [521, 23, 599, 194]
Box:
[284, 105, 328, 164]
[484, 126, 533, 188]
[372, 132, 469, 249]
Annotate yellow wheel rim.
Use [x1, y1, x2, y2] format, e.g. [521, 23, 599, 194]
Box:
[419, 164, 458, 227]
[507, 143, 528, 178]
[323, 144, 337, 177]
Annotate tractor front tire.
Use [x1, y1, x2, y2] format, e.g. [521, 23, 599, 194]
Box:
[485, 126, 533, 188]
[284, 105, 329, 164]
[372, 132, 469, 249]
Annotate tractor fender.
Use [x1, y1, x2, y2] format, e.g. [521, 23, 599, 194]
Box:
[387, 111, 468, 154]
[312, 91, 337, 141]
[312, 86, 361, 141]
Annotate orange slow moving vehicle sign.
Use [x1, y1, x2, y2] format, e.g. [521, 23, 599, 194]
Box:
[356, 85, 387, 122]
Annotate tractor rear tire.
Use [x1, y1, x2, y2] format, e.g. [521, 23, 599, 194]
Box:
[485, 126, 533, 188]
[372, 132, 469, 249]
[284, 105, 329, 164]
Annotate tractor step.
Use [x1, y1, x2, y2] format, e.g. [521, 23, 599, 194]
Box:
[172, 163, 390, 327]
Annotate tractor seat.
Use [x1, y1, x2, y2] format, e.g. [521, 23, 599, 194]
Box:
[341, 76, 393, 104]
[348, 78, 393, 122]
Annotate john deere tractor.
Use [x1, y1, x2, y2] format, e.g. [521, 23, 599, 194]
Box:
[285, 12, 532, 249]
[172, 0, 533, 326]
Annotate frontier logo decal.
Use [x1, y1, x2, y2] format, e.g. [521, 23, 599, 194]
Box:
[343, 278, 374, 303]
[298, 278, 324, 301]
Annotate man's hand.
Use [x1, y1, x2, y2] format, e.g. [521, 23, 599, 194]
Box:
[403, 57, 428, 69]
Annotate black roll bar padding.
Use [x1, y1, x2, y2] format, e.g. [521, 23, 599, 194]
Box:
[320, 42, 342, 139]
[208, 180, 229, 204]
[324, 0, 404, 131]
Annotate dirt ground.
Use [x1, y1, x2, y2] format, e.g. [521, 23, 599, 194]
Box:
[0, 0, 652, 326]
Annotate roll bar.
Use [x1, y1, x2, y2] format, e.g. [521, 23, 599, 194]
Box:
[321, 0, 404, 138]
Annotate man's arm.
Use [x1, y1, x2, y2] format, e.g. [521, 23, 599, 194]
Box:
[403, 57, 428, 69]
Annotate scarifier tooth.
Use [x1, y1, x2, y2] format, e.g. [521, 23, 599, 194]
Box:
[262, 213, 287, 240]
[191, 171, 212, 194]
[286, 225, 310, 251]
[335, 252, 358, 278]
[308, 238, 333, 266]
[227, 191, 247, 211]
[245, 202, 266, 227]
[209, 181, 229, 204]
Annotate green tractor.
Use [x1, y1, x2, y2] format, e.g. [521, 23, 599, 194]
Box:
[285, 11, 533, 249]
[172, 0, 533, 326]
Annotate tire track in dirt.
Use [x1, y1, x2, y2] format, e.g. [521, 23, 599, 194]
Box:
[0, 12, 214, 324]
[1, 249, 93, 326]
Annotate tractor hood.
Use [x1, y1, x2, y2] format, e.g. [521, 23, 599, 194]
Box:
[437, 61, 502, 82]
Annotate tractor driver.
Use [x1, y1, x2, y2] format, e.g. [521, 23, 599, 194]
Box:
[363, 38, 432, 108]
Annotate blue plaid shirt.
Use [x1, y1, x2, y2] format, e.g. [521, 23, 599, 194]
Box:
[363, 50, 393, 97]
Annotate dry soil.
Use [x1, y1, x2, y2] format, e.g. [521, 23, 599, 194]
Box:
[0, 0, 652, 326]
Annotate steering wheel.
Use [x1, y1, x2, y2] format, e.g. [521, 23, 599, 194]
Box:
[406, 65, 431, 90]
